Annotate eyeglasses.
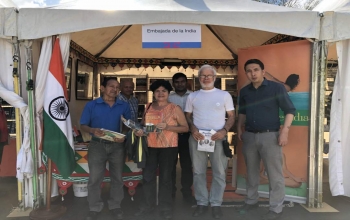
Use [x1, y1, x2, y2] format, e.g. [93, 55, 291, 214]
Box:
[199, 75, 215, 79]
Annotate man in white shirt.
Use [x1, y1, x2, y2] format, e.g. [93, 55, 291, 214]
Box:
[168, 72, 193, 202]
[185, 65, 235, 219]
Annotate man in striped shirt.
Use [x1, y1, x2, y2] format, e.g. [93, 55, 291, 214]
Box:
[168, 72, 194, 203]
[117, 80, 138, 122]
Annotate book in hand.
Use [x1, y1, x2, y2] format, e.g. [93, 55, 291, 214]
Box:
[197, 130, 216, 152]
[99, 128, 125, 142]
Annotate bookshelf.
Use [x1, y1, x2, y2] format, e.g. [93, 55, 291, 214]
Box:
[0, 98, 16, 137]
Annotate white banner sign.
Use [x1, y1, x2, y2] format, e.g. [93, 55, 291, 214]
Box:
[142, 24, 201, 48]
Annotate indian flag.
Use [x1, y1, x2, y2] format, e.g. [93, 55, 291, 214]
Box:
[43, 39, 76, 178]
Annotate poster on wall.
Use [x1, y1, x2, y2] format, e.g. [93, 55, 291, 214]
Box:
[236, 40, 311, 204]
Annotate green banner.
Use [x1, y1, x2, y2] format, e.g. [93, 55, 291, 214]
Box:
[279, 110, 309, 126]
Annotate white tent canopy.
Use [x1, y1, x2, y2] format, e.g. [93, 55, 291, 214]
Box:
[315, 0, 350, 41]
[0, 0, 17, 38]
[17, 0, 320, 40]
[69, 24, 278, 59]
[0, 0, 17, 90]
[314, 0, 350, 197]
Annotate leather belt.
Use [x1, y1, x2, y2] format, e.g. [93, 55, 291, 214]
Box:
[246, 129, 279, 134]
[91, 136, 116, 144]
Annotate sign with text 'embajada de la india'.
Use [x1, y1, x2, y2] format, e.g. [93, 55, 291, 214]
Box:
[142, 24, 201, 48]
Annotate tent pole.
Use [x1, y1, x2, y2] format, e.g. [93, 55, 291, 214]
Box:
[315, 40, 327, 208]
[24, 41, 40, 209]
[308, 41, 319, 208]
[12, 36, 23, 207]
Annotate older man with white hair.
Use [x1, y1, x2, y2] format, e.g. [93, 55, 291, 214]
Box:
[185, 65, 235, 219]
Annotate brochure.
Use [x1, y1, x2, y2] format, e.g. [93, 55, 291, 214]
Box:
[197, 130, 216, 152]
[99, 128, 125, 141]
[145, 111, 163, 133]
[121, 116, 142, 131]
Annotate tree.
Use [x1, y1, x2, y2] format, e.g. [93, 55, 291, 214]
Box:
[253, 0, 323, 10]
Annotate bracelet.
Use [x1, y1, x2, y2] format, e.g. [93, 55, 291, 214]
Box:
[223, 128, 228, 133]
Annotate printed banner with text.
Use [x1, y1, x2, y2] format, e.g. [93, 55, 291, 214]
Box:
[236, 40, 312, 204]
[142, 24, 201, 48]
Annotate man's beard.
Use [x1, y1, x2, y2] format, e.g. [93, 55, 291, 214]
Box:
[200, 81, 214, 89]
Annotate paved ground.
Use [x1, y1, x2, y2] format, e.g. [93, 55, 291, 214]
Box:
[1, 161, 350, 220]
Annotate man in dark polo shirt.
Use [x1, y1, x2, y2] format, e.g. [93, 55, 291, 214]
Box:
[237, 59, 295, 220]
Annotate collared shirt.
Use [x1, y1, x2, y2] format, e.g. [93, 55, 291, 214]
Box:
[117, 93, 138, 122]
[238, 79, 296, 131]
[168, 90, 192, 111]
[80, 97, 131, 133]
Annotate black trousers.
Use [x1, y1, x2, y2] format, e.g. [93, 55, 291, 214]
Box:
[172, 133, 193, 197]
[139, 147, 178, 211]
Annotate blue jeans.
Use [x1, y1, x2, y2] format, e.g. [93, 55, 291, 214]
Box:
[188, 135, 228, 207]
[87, 140, 125, 212]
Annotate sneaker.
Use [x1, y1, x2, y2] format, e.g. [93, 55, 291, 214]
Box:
[85, 211, 99, 220]
[237, 203, 259, 214]
[212, 206, 223, 219]
[192, 205, 208, 217]
[262, 211, 282, 220]
[110, 208, 123, 220]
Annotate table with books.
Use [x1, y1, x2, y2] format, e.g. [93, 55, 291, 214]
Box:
[49, 143, 143, 199]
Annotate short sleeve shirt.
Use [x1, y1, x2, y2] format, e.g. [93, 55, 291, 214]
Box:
[80, 97, 131, 133]
[185, 88, 234, 131]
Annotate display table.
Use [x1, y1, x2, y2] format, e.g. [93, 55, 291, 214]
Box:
[49, 147, 142, 198]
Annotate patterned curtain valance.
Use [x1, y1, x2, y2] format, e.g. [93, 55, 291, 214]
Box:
[262, 34, 304, 46]
[70, 40, 237, 71]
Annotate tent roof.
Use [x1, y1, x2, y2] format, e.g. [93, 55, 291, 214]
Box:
[71, 24, 277, 59]
[314, 0, 350, 41]
[17, 0, 320, 40]
[0, 0, 17, 38]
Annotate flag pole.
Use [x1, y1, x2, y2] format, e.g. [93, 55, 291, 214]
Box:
[45, 35, 56, 212]
[46, 158, 52, 211]
[29, 36, 67, 220]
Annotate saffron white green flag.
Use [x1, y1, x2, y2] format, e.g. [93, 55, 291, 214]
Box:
[43, 39, 75, 178]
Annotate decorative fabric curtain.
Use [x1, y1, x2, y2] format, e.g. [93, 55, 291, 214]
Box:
[0, 38, 27, 113]
[329, 39, 350, 197]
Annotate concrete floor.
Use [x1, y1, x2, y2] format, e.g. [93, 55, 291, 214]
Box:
[1, 161, 350, 220]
